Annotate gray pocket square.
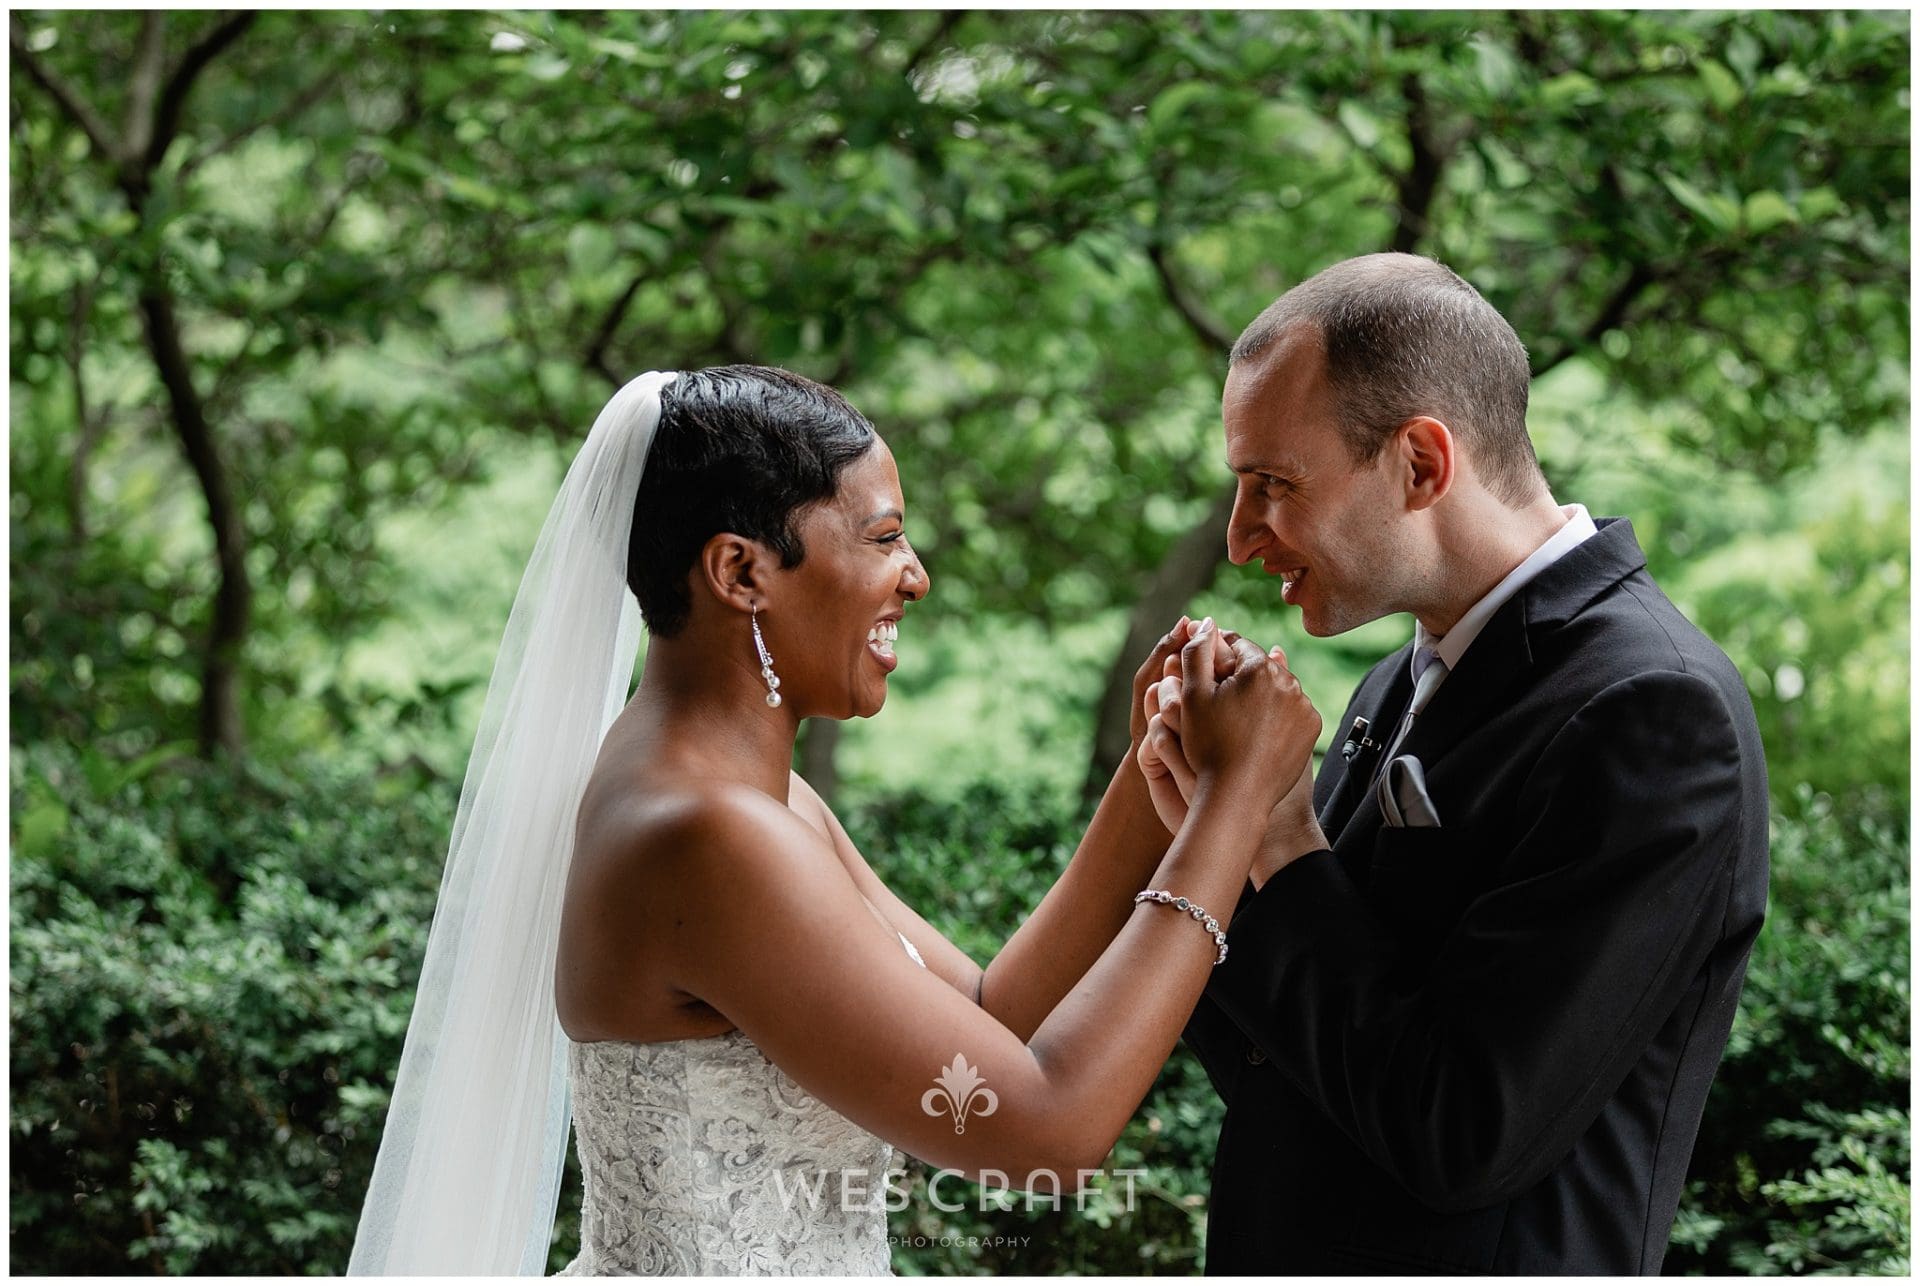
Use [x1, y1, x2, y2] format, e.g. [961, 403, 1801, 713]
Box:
[1378, 754, 1443, 828]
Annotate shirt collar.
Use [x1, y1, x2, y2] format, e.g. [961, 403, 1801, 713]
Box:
[1413, 503, 1597, 677]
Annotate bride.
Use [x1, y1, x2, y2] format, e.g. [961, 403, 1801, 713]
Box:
[347, 366, 1316, 1274]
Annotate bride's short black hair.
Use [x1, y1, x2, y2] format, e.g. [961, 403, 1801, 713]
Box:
[628, 365, 877, 636]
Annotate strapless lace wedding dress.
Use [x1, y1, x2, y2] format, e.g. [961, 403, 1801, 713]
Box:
[555, 932, 928, 1276]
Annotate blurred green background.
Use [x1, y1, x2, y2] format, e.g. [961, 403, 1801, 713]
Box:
[9, 9, 1909, 1275]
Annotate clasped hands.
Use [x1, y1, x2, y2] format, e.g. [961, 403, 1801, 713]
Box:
[1129, 616, 1327, 878]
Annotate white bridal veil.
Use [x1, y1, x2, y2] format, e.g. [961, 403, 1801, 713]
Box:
[347, 371, 678, 1274]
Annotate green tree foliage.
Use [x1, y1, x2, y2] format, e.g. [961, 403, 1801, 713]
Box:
[11, 10, 489, 760]
[9, 7, 1908, 1276]
[11, 10, 1906, 775]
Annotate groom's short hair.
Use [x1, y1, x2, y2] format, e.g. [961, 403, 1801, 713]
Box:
[1231, 253, 1543, 505]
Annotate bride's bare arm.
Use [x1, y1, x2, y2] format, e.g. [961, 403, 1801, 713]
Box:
[974, 759, 1173, 1040]
[795, 758, 1174, 1042]
[655, 628, 1315, 1183]
[655, 783, 1258, 1182]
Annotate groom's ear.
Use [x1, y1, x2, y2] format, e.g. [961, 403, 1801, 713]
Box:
[1397, 416, 1454, 511]
[697, 532, 775, 612]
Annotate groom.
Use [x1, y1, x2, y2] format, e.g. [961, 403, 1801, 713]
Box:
[1171, 254, 1770, 1274]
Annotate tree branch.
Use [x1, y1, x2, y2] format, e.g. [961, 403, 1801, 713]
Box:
[585, 275, 647, 388]
[9, 15, 124, 164]
[1530, 260, 1655, 379]
[124, 11, 168, 161]
[145, 10, 258, 170]
[1388, 72, 1450, 254]
[137, 281, 252, 757]
[1146, 240, 1234, 358]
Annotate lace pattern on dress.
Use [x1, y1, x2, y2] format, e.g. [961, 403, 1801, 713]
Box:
[555, 932, 926, 1276]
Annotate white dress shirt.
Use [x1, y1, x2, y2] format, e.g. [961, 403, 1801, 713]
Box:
[1411, 503, 1598, 692]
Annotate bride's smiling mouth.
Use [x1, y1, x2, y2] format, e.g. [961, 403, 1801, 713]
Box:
[865, 617, 900, 673]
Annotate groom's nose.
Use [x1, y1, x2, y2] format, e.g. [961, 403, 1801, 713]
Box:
[1224, 492, 1264, 566]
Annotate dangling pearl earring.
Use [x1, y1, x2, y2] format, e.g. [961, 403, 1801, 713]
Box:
[751, 606, 782, 708]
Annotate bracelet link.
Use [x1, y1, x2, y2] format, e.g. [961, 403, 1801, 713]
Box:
[1135, 888, 1229, 965]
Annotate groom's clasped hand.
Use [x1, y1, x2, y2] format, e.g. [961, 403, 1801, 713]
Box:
[1132, 615, 1320, 834]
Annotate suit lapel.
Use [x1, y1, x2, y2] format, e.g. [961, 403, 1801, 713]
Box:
[1320, 516, 1650, 877]
[1392, 602, 1533, 785]
[1332, 605, 1533, 855]
[1316, 650, 1414, 850]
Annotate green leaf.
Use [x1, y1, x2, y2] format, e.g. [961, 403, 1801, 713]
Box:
[1336, 100, 1380, 150]
[882, 200, 919, 240]
[1471, 36, 1518, 100]
[703, 195, 769, 222]
[1796, 186, 1845, 223]
[1147, 81, 1211, 134]
[1742, 190, 1798, 236]
[1697, 57, 1743, 111]
[1726, 27, 1763, 85]
[1539, 71, 1602, 112]
[96, 741, 196, 797]
[1662, 172, 1740, 233]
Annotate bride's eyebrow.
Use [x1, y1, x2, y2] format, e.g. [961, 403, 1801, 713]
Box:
[860, 507, 904, 527]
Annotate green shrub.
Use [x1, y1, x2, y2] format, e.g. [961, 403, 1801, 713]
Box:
[1669, 790, 1910, 1275]
[10, 740, 449, 1273]
[11, 753, 1907, 1275]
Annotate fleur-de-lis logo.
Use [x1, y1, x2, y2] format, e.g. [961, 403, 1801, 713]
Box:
[920, 1054, 999, 1135]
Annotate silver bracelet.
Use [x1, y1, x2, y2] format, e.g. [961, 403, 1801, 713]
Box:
[1135, 889, 1229, 965]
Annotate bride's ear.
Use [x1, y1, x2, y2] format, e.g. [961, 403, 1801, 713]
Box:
[698, 532, 774, 613]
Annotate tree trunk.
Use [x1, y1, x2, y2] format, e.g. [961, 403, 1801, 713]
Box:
[138, 282, 250, 757]
[15, 13, 261, 757]
[1083, 484, 1238, 800]
[797, 717, 842, 805]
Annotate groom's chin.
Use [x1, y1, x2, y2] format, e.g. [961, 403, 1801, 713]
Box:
[1300, 602, 1390, 638]
[1291, 605, 1335, 637]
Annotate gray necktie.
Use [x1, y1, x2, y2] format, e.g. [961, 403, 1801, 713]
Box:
[1374, 645, 1448, 782]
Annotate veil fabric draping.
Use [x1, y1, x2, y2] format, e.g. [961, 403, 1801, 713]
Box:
[348, 371, 678, 1275]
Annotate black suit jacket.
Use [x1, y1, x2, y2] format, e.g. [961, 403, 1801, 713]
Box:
[1183, 517, 1769, 1275]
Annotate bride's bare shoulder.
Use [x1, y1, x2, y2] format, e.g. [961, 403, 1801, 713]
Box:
[588, 779, 830, 890]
